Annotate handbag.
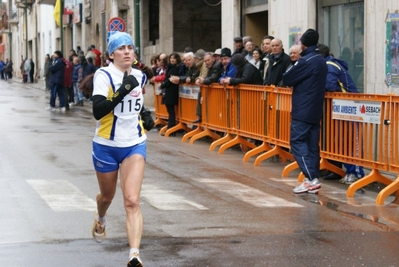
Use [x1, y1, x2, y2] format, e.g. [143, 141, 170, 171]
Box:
[140, 106, 154, 131]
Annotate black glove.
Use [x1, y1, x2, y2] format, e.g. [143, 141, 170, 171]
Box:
[119, 71, 140, 96]
[140, 106, 154, 131]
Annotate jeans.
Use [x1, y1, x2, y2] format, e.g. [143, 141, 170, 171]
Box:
[73, 82, 84, 102]
[50, 84, 65, 108]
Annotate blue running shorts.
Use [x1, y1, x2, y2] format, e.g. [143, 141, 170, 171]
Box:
[92, 141, 147, 173]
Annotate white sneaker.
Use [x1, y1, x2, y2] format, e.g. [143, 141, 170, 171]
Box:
[59, 107, 66, 112]
[91, 212, 107, 243]
[293, 178, 321, 194]
[339, 174, 349, 184]
[45, 106, 57, 112]
[344, 173, 359, 185]
[69, 102, 74, 107]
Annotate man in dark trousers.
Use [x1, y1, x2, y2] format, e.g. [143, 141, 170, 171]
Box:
[29, 58, 35, 83]
[282, 29, 328, 194]
[46, 51, 65, 112]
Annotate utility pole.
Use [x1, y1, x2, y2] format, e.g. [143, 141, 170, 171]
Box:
[60, 0, 63, 53]
[24, 0, 27, 57]
[134, 0, 140, 58]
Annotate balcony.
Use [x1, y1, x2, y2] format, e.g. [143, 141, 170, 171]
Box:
[37, 0, 57, 5]
[14, 0, 35, 9]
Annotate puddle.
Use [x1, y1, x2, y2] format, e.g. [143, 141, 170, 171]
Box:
[298, 193, 399, 230]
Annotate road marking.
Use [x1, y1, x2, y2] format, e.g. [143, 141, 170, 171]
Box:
[198, 178, 304, 208]
[27, 180, 96, 212]
[141, 184, 208, 210]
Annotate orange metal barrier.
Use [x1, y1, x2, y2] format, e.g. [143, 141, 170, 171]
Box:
[320, 93, 395, 204]
[375, 94, 399, 204]
[153, 83, 168, 128]
[253, 87, 296, 171]
[160, 84, 199, 137]
[188, 84, 229, 144]
[153, 83, 399, 205]
[222, 84, 269, 155]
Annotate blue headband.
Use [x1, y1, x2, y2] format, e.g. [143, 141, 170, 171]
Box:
[108, 31, 135, 55]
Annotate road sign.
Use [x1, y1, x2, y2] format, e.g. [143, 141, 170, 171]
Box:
[107, 17, 126, 32]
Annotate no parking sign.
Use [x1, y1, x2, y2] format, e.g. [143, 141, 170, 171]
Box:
[107, 17, 126, 42]
[108, 17, 126, 32]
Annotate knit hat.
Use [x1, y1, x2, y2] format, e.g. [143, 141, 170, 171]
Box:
[300, 29, 319, 47]
[220, 48, 232, 58]
[108, 31, 135, 55]
[195, 49, 206, 59]
[231, 54, 246, 67]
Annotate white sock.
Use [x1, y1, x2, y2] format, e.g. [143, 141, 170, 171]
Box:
[96, 215, 106, 224]
[129, 248, 140, 257]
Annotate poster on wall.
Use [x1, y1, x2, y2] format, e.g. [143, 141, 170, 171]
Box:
[289, 27, 301, 48]
[386, 13, 399, 87]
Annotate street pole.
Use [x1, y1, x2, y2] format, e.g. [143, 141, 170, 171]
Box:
[60, 0, 63, 53]
[24, 0, 27, 57]
[8, 30, 12, 60]
[134, 0, 140, 58]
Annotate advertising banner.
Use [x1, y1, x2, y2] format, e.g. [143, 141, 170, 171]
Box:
[332, 99, 382, 124]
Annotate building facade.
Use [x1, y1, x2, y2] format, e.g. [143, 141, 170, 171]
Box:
[2, 0, 398, 94]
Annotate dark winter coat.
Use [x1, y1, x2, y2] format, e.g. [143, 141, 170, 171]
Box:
[203, 61, 222, 85]
[282, 45, 328, 124]
[229, 61, 263, 85]
[325, 56, 358, 93]
[160, 63, 180, 106]
[72, 63, 81, 83]
[179, 64, 199, 83]
[49, 58, 65, 86]
[84, 62, 96, 77]
[264, 51, 291, 86]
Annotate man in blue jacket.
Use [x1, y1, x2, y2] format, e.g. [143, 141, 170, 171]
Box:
[46, 51, 66, 112]
[282, 29, 328, 194]
[319, 44, 365, 185]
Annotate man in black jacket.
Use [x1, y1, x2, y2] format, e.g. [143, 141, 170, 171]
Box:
[221, 54, 263, 85]
[194, 52, 222, 123]
[264, 38, 291, 86]
[232, 37, 244, 56]
[46, 51, 66, 112]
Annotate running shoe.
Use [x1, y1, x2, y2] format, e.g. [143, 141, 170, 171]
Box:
[45, 106, 57, 112]
[127, 253, 143, 267]
[339, 174, 349, 184]
[293, 178, 321, 194]
[344, 173, 359, 185]
[91, 212, 106, 243]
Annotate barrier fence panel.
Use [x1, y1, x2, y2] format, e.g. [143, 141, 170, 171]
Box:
[214, 84, 265, 154]
[377, 95, 399, 204]
[161, 84, 198, 138]
[223, 84, 267, 155]
[153, 83, 169, 127]
[321, 93, 395, 204]
[256, 87, 296, 168]
[189, 84, 230, 145]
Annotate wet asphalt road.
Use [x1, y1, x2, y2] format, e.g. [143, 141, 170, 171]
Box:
[0, 79, 398, 267]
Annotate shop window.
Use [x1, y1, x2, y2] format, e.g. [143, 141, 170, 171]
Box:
[324, 2, 364, 92]
[149, 0, 159, 45]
